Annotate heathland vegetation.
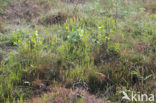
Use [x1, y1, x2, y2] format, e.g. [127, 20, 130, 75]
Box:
[0, 0, 156, 102]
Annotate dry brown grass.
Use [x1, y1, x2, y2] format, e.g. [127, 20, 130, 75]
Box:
[133, 41, 149, 53]
[38, 9, 81, 25]
[2, 0, 52, 22]
[0, 17, 5, 33]
[61, 0, 86, 4]
[140, 0, 156, 13]
[30, 88, 106, 103]
[143, 3, 156, 13]
[38, 12, 68, 25]
[3, 0, 41, 20]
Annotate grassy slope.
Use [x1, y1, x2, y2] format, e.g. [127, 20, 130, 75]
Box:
[0, 0, 156, 102]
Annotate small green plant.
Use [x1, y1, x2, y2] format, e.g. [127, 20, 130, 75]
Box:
[0, 0, 10, 7]
[92, 24, 113, 51]
[92, 25, 110, 45]
[13, 30, 42, 48]
[66, 26, 84, 43]
[131, 69, 153, 85]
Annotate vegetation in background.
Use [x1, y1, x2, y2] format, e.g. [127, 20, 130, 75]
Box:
[0, 0, 156, 103]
